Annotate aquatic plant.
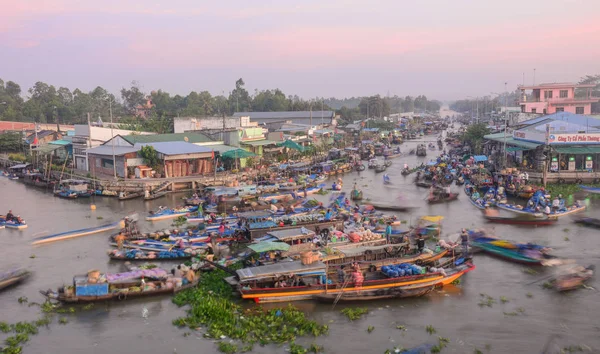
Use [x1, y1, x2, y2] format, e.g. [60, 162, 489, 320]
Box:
[289, 342, 308, 354]
[522, 268, 538, 275]
[478, 294, 496, 307]
[499, 296, 509, 303]
[367, 325, 375, 333]
[309, 343, 323, 353]
[564, 237, 570, 241]
[450, 279, 461, 285]
[58, 318, 68, 325]
[395, 325, 406, 331]
[97, 216, 103, 220]
[526, 293, 533, 298]
[217, 341, 237, 354]
[430, 336, 450, 353]
[340, 307, 369, 321]
[17, 297, 27, 304]
[426, 325, 437, 335]
[172, 267, 328, 349]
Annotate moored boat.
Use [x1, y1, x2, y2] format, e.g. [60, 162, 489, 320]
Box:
[108, 249, 193, 261]
[470, 238, 554, 265]
[31, 221, 122, 245]
[496, 202, 586, 218]
[0, 268, 31, 291]
[146, 206, 199, 221]
[573, 216, 600, 228]
[427, 193, 459, 204]
[0, 215, 28, 229]
[483, 214, 557, 226]
[579, 185, 600, 194]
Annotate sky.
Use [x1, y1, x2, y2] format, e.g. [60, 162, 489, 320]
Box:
[1, 0, 600, 101]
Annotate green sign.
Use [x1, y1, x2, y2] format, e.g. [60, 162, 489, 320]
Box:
[586, 156, 593, 161]
[569, 157, 575, 161]
[552, 157, 557, 162]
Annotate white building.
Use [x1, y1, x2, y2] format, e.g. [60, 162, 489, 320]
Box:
[174, 116, 253, 133]
[72, 125, 154, 171]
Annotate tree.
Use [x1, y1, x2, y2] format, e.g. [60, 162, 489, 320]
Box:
[358, 95, 390, 118]
[139, 145, 160, 169]
[120, 81, 146, 114]
[461, 123, 490, 154]
[229, 78, 251, 113]
[0, 132, 23, 151]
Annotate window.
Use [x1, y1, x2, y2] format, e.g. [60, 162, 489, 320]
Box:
[95, 158, 101, 168]
[555, 107, 564, 112]
[576, 107, 584, 114]
[531, 108, 537, 113]
[544, 90, 553, 99]
[560, 90, 568, 98]
[101, 158, 114, 169]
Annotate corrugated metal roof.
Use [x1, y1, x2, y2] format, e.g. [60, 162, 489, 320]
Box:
[49, 140, 71, 146]
[240, 140, 278, 146]
[122, 133, 214, 144]
[519, 112, 600, 130]
[136, 141, 212, 155]
[233, 111, 334, 120]
[33, 144, 62, 153]
[86, 145, 140, 156]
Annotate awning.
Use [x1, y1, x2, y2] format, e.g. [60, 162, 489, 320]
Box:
[208, 144, 238, 154]
[552, 146, 600, 154]
[484, 134, 541, 150]
[241, 140, 278, 146]
[506, 146, 526, 152]
[33, 144, 62, 154]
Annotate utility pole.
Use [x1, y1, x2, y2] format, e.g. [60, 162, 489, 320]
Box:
[109, 98, 117, 179]
[503, 82, 508, 168]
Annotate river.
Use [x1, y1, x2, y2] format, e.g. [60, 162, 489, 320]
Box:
[1, 136, 599, 354]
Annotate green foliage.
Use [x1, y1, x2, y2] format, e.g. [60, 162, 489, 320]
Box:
[139, 145, 160, 169]
[426, 325, 437, 335]
[217, 342, 238, 354]
[367, 325, 375, 333]
[289, 342, 308, 354]
[172, 268, 327, 348]
[0, 133, 23, 152]
[340, 307, 369, 321]
[462, 123, 491, 154]
[8, 153, 26, 162]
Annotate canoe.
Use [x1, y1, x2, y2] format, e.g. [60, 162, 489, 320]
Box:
[119, 192, 144, 201]
[483, 214, 558, 226]
[144, 190, 169, 200]
[496, 202, 586, 218]
[427, 193, 459, 204]
[146, 206, 199, 221]
[31, 221, 122, 245]
[0, 269, 30, 291]
[361, 203, 419, 212]
[0, 216, 28, 229]
[574, 217, 600, 228]
[579, 185, 600, 194]
[470, 241, 550, 265]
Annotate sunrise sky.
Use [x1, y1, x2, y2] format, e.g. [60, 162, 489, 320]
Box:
[1, 0, 599, 100]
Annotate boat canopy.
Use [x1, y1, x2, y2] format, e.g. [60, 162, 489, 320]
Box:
[8, 163, 31, 169]
[236, 260, 326, 282]
[266, 227, 315, 242]
[420, 216, 444, 223]
[247, 241, 291, 254]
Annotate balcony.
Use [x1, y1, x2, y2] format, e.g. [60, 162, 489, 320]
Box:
[519, 96, 600, 105]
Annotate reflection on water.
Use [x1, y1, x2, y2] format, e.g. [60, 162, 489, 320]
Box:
[1, 139, 600, 353]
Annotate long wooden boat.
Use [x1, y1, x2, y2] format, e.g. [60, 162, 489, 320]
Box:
[249, 220, 344, 240]
[31, 221, 122, 245]
[53, 190, 77, 199]
[313, 285, 434, 302]
[40, 279, 198, 303]
[0, 269, 30, 291]
[118, 191, 144, 201]
[323, 248, 449, 271]
[146, 206, 199, 221]
[574, 217, 600, 228]
[483, 214, 557, 226]
[470, 241, 552, 265]
[237, 261, 474, 303]
[415, 181, 432, 188]
[579, 185, 600, 195]
[361, 203, 419, 212]
[0, 216, 28, 229]
[427, 193, 459, 204]
[108, 249, 192, 261]
[496, 202, 586, 218]
[144, 190, 169, 200]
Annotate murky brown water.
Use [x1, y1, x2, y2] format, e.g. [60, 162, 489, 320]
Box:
[1, 137, 600, 354]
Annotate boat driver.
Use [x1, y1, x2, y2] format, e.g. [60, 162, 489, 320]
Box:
[5, 210, 14, 222]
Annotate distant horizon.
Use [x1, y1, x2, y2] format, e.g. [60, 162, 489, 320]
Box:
[2, 0, 599, 101]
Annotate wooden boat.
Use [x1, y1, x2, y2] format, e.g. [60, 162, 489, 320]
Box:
[470, 240, 554, 265]
[374, 164, 387, 173]
[313, 285, 434, 302]
[553, 265, 594, 291]
[108, 249, 193, 261]
[496, 202, 586, 218]
[384, 153, 402, 160]
[0, 216, 28, 229]
[31, 221, 122, 245]
[0, 269, 30, 291]
[574, 217, 600, 228]
[361, 203, 419, 212]
[350, 189, 363, 201]
[415, 181, 432, 188]
[146, 206, 199, 221]
[249, 220, 344, 240]
[54, 190, 77, 199]
[184, 197, 205, 206]
[427, 193, 459, 204]
[144, 190, 169, 200]
[119, 191, 144, 201]
[579, 185, 600, 195]
[40, 278, 198, 303]
[236, 261, 474, 303]
[483, 214, 557, 226]
[323, 247, 449, 271]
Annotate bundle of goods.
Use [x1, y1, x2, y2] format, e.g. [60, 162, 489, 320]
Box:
[106, 268, 168, 282]
[347, 228, 383, 243]
[301, 251, 321, 265]
[381, 263, 425, 278]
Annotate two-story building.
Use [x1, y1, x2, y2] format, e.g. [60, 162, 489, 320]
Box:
[518, 82, 599, 115]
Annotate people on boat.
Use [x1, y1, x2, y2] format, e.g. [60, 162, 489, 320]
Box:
[552, 196, 560, 211]
[460, 229, 469, 256]
[337, 265, 346, 283]
[385, 221, 393, 244]
[544, 204, 551, 215]
[416, 234, 425, 253]
[471, 190, 480, 200]
[324, 208, 332, 221]
[5, 210, 14, 221]
[115, 232, 126, 250]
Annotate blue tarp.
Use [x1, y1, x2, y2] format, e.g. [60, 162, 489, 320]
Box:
[427, 161, 437, 166]
[473, 155, 488, 162]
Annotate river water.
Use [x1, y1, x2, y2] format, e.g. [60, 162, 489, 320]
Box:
[1, 136, 600, 354]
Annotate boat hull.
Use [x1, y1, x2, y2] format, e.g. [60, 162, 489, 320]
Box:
[496, 203, 586, 218]
[471, 241, 544, 265]
[483, 215, 557, 226]
[32, 222, 121, 245]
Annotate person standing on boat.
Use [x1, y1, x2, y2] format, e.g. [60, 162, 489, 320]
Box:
[416, 234, 425, 253]
[324, 209, 332, 221]
[552, 196, 560, 212]
[5, 210, 14, 222]
[385, 221, 393, 244]
[115, 232, 126, 250]
[337, 265, 346, 283]
[460, 229, 469, 257]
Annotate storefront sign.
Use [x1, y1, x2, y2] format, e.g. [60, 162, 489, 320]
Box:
[548, 133, 600, 144]
[586, 156, 593, 170]
[550, 157, 558, 172]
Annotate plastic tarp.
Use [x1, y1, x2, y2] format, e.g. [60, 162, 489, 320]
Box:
[221, 148, 257, 159]
[473, 155, 488, 162]
[420, 216, 444, 223]
[248, 241, 291, 253]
